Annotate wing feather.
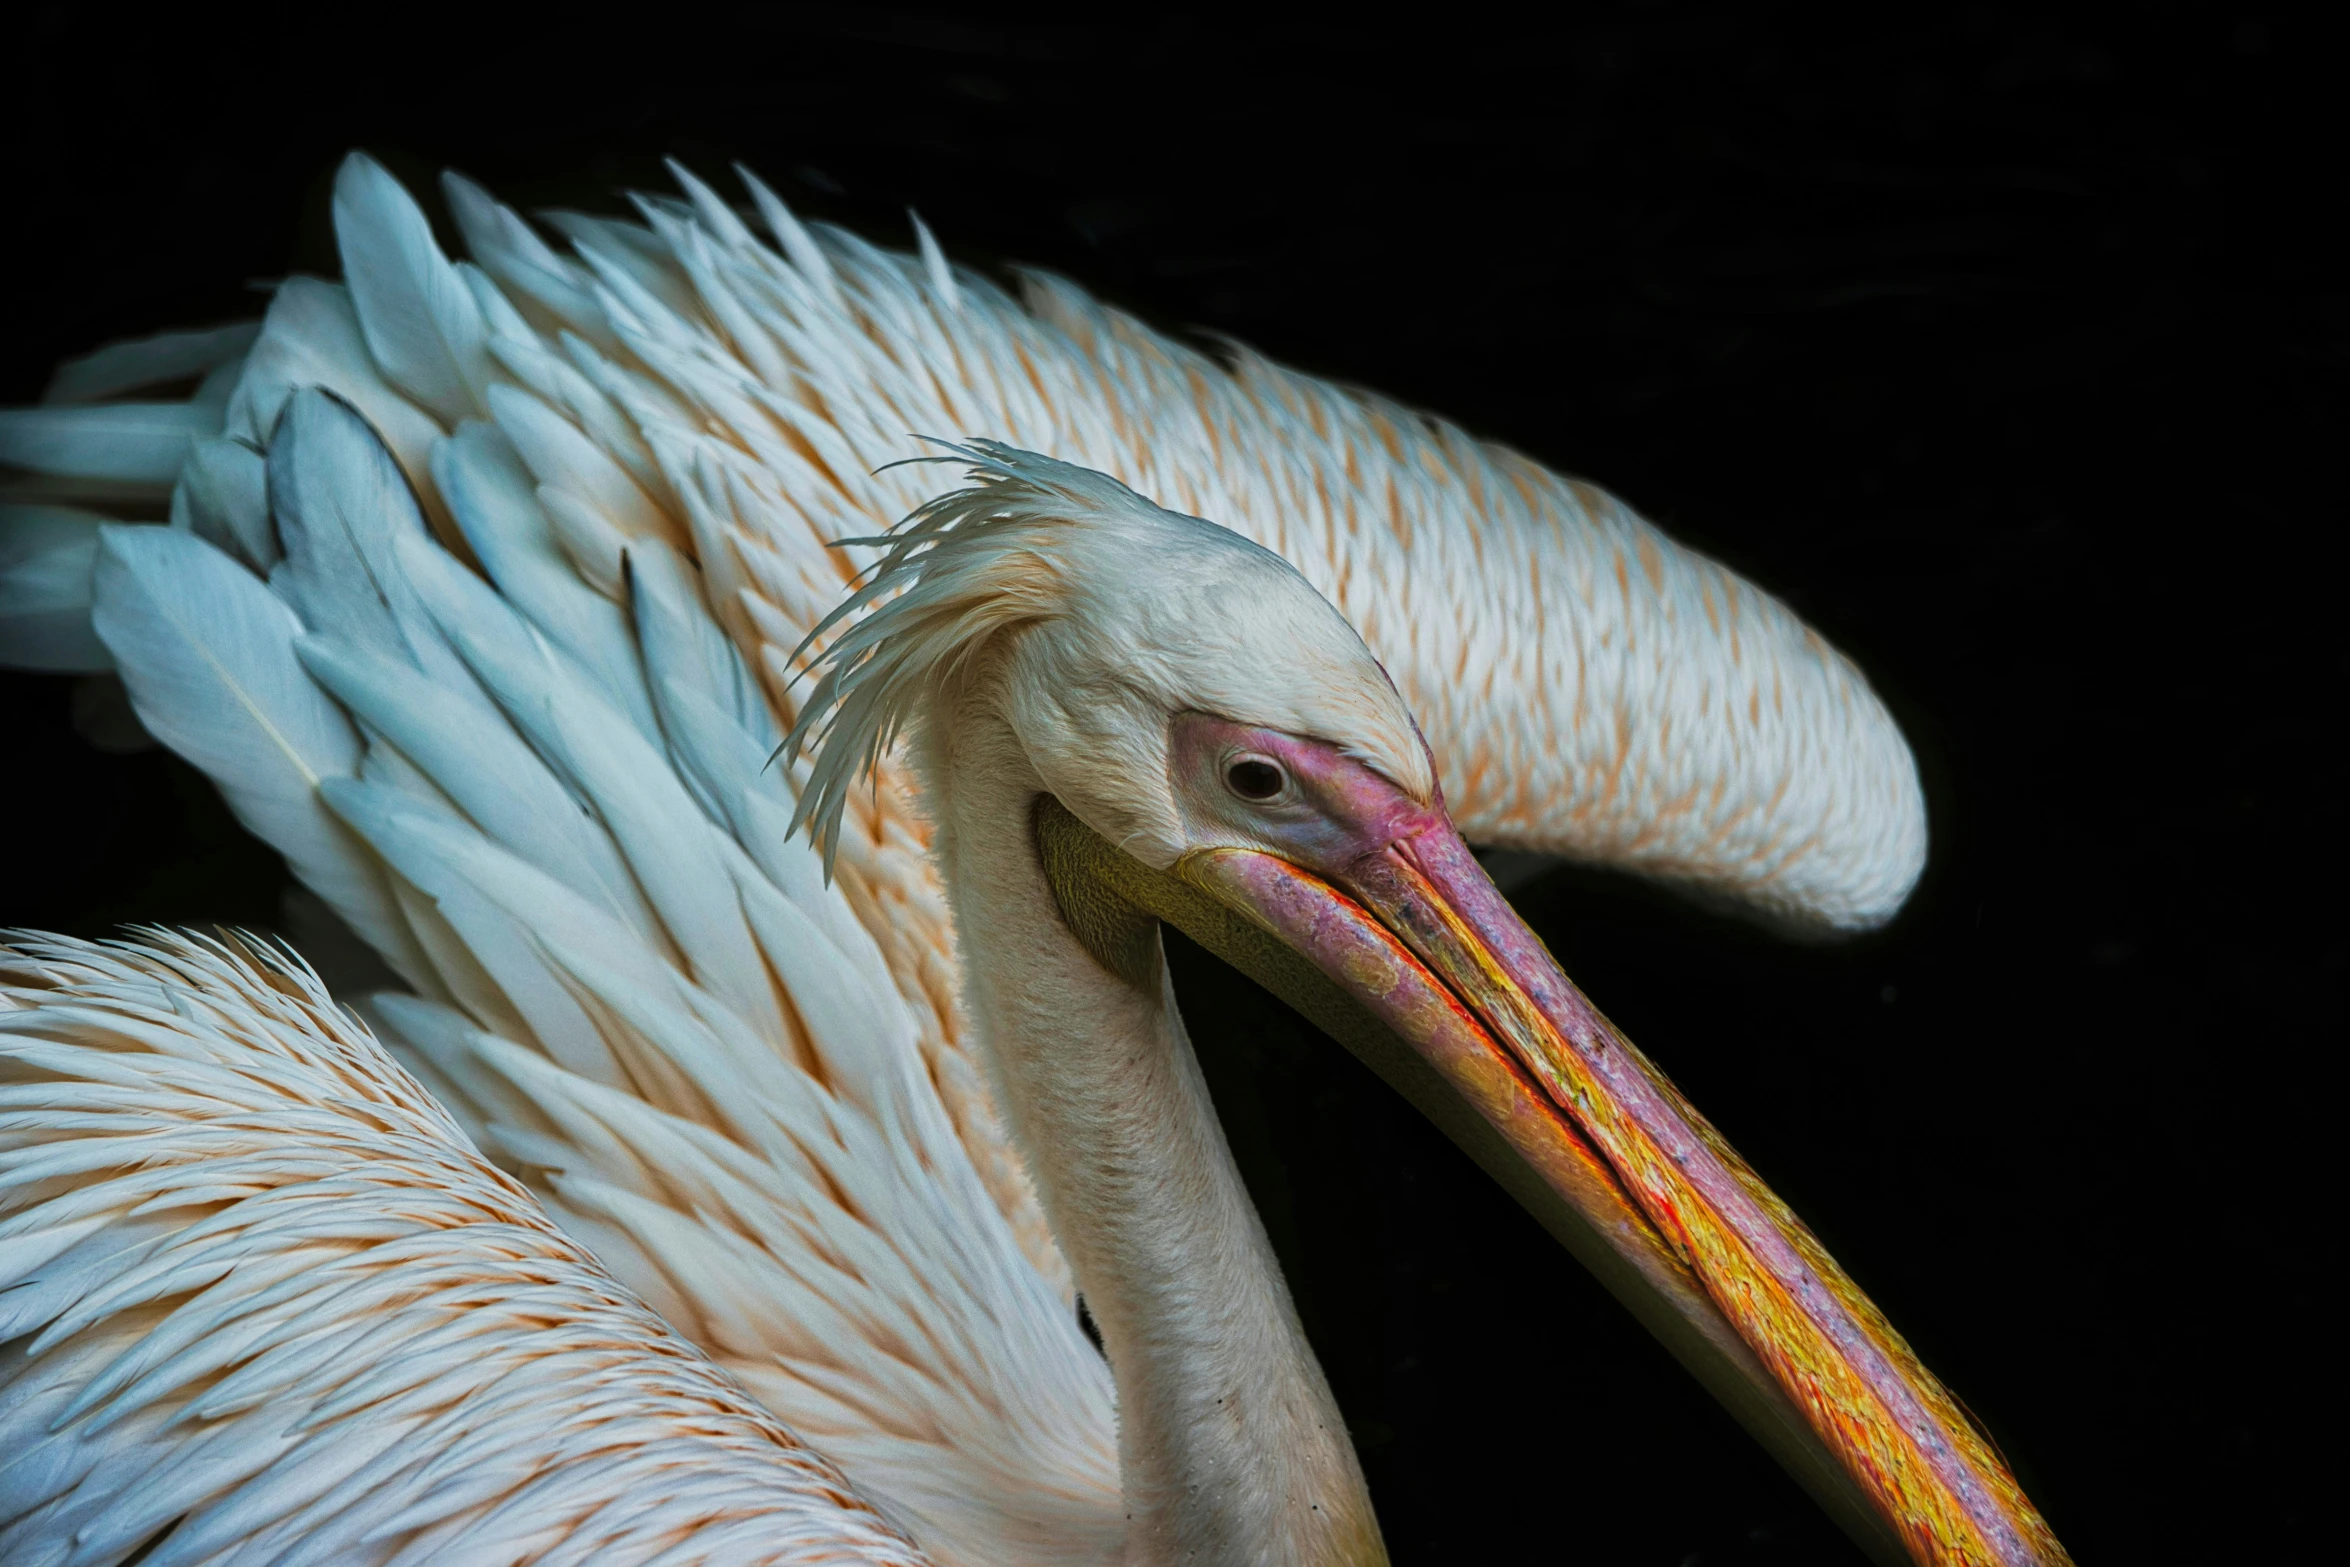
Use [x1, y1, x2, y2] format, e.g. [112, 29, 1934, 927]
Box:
[59, 377, 1120, 1560]
[443, 172, 616, 354]
[0, 403, 219, 488]
[430, 419, 664, 736]
[265, 389, 498, 724]
[0, 932, 929, 1567]
[294, 633, 650, 941]
[88, 524, 432, 992]
[40, 321, 261, 407]
[170, 436, 275, 572]
[333, 152, 496, 426]
[0, 505, 112, 672]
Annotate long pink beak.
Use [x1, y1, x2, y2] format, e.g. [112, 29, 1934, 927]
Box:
[1172, 814, 2069, 1567]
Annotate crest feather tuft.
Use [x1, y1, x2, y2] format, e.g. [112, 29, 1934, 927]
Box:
[780, 440, 1166, 871]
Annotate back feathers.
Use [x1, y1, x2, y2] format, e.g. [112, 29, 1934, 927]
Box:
[2, 152, 1922, 931]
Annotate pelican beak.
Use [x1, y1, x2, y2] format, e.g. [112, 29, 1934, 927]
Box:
[1033, 794, 2068, 1567]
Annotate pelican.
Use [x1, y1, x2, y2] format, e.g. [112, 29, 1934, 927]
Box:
[0, 156, 2067, 1565]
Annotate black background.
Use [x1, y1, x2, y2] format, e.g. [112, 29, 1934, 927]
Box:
[3, 6, 2339, 1562]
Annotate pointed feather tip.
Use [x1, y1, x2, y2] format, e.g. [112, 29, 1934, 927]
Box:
[438, 167, 512, 255]
[908, 211, 959, 313]
[735, 163, 841, 304]
[331, 148, 402, 215]
[40, 321, 262, 407]
[663, 158, 761, 254]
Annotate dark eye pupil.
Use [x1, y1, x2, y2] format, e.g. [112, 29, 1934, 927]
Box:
[1227, 759, 1284, 800]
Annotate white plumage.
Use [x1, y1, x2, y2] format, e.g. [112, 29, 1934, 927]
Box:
[0, 154, 1965, 1564]
[0, 931, 926, 1566]
[23, 383, 1126, 1564]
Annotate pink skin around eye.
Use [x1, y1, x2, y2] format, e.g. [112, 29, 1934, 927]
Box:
[1167, 712, 1451, 881]
[1167, 712, 1551, 1012]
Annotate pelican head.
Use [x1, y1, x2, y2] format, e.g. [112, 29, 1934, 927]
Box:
[788, 442, 2063, 1567]
[790, 441, 1432, 871]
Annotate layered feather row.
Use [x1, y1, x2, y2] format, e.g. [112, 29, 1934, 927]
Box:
[2, 154, 1923, 934]
[6, 368, 1123, 1561]
[0, 932, 929, 1567]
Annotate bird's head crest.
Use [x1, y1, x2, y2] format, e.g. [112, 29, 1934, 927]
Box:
[781, 440, 1432, 872]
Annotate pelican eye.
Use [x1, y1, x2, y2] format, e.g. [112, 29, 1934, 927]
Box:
[1225, 757, 1287, 802]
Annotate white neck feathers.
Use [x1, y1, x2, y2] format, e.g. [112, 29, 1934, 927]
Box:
[917, 676, 1384, 1567]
